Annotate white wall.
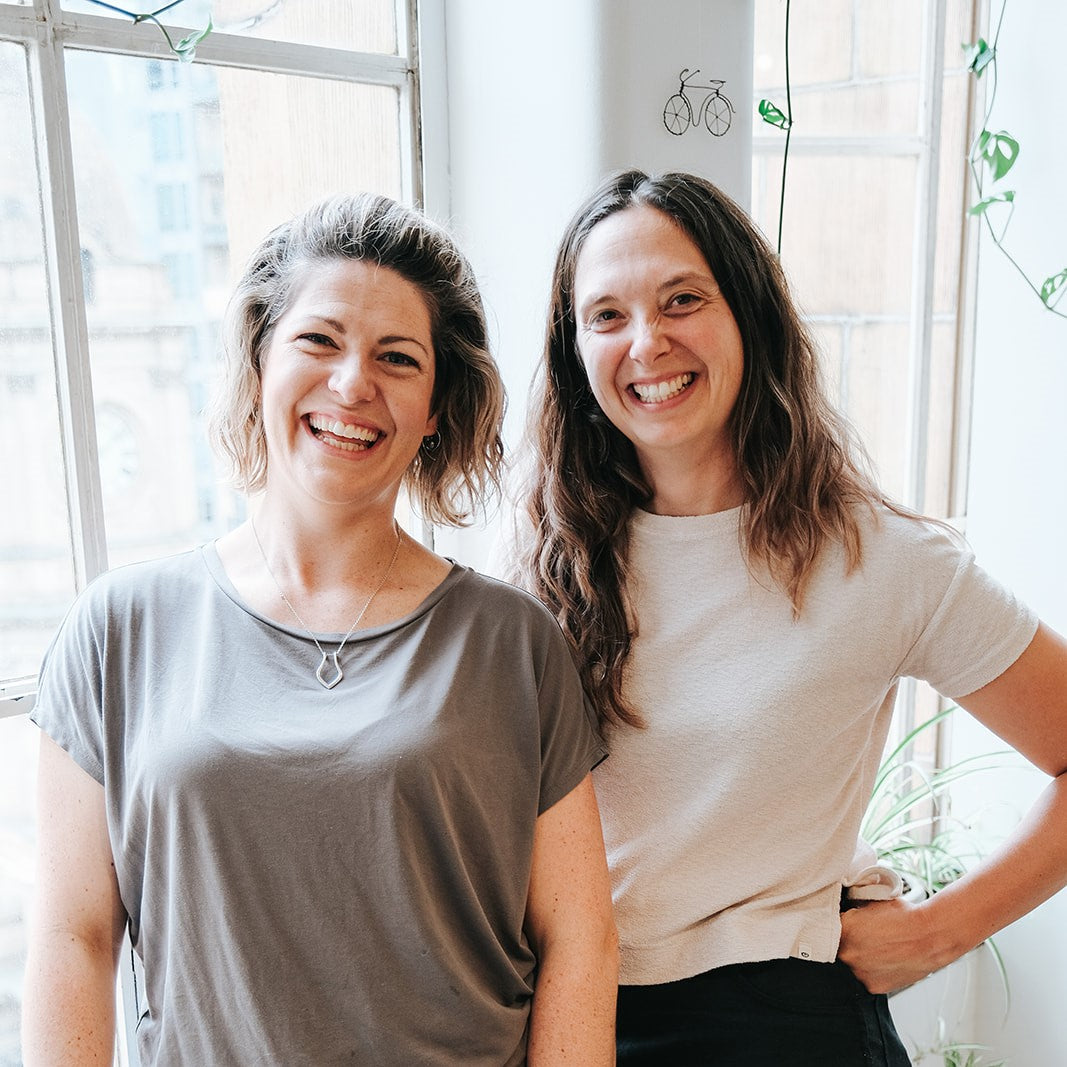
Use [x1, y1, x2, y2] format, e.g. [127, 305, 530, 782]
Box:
[956, 1, 1067, 1061]
[433, 0, 754, 565]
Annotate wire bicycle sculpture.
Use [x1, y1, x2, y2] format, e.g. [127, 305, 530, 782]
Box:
[663, 68, 734, 137]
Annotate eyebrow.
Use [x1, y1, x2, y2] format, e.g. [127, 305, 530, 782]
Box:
[577, 269, 716, 316]
[299, 316, 431, 356]
[379, 333, 431, 356]
[658, 270, 716, 292]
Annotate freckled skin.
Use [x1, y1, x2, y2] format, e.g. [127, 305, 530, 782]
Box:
[259, 258, 438, 517]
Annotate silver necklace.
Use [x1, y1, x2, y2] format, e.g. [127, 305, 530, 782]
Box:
[250, 517, 403, 690]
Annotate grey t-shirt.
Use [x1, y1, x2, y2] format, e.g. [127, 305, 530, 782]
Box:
[33, 546, 606, 1066]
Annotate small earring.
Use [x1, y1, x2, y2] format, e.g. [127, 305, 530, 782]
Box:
[422, 430, 441, 453]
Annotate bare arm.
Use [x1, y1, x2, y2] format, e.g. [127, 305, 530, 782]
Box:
[839, 622, 1067, 993]
[22, 734, 127, 1066]
[525, 774, 618, 1066]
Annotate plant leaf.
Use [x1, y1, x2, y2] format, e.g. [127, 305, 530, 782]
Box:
[869, 707, 956, 799]
[979, 130, 1020, 182]
[981, 937, 1012, 1019]
[758, 98, 791, 130]
[175, 16, 213, 62]
[964, 37, 995, 77]
[1040, 268, 1067, 307]
[968, 190, 1016, 216]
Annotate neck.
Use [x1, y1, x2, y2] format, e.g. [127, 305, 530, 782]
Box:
[641, 450, 746, 517]
[251, 496, 403, 592]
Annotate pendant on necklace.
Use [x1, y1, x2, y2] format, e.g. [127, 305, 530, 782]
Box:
[250, 515, 403, 691]
[316, 650, 344, 690]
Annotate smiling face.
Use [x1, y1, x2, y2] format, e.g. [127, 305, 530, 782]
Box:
[258, 256, 437, 516]
[573, 204, 745, 503]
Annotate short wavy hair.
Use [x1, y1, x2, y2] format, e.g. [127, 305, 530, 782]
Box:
[211, 193, 505, 526]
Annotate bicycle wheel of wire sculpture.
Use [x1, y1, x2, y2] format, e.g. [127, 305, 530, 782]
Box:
[662, 93, 691, 135]
[704, 94, 732, 136]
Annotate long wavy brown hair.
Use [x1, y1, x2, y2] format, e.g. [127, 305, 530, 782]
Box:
[515, 170, 892, 731]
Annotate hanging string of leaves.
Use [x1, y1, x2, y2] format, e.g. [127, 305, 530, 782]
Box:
[965, 3, 1067, 318]
[758, 0, 1064, 318]
[756, 0, 792, 255]
[86, 0, 212, 62]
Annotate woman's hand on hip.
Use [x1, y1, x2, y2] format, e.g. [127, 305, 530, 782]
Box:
[837, 897, 952, 994]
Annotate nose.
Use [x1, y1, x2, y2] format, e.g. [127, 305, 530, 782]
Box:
[628, 314, 669, 365]
[328, 353, 376, 404]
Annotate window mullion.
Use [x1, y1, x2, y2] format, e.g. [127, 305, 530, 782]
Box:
[896, 0, 949, 747]
[903, 0, 949, 517]
[947, 0, 986, 526]
[28, 0, 109, 589]
[413, 0, 448, 221]
[56, 10, 411, 84]
[396, 0, 419, 210]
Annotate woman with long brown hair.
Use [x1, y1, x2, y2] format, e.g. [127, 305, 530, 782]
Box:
[510, 169, 1067, 1065]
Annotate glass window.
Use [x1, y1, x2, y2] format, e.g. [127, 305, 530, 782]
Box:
[752, 0, 978, 515]
[150, 111, 185, 162]
[62, 0, 399, 55]
[156, 182, 190, 230]
[146, 58, 179, 92]
[0, 4, 420, 1057]
[0, 713, 38, 1066]
[752, 0, 981, 750]
[62, 48, 403, 571]
[0, 42, 77, 685]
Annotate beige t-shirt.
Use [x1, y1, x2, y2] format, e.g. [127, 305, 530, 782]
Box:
[597, 505, 1036, 984]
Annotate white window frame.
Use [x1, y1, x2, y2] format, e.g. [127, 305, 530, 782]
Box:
[751, 0, 984, 744]
[0, 0, 431, 719]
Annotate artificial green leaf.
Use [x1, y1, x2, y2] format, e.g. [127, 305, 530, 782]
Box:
[979, 129, 1020, 181]
[968, 190, 1016, 216]
[964, 37, 995, 77]
[175, 16, 213, 62]
[1040, 268, 1067, 307]
[758, 98, 791, 130]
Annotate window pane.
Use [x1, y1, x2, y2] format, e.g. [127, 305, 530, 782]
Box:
[0, 713, 39, 1065]
[0, 42, 77, 682]
[63, 50, 402, 570]
[854, 0, 924, 80]
[62, 0, 398, 55]
[752, 0, 974, 513]
[214, 65, 403, 265]
[754, 0, 923, 138]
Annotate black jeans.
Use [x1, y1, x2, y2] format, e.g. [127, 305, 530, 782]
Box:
[617, 958, 912, 1066]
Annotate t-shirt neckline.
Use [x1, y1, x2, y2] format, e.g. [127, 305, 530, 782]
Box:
[200, 541, 464, 643]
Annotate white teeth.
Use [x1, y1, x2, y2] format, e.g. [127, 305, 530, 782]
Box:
[631, 373, 694, 403]
[329, 437, 372, 453]
[308, 414, 380, 444]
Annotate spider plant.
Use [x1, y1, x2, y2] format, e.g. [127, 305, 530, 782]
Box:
[914, 1031, 1006, 1067]
[862, 705, 1014, 1020]
[862, 707, 1011, 898]
[938, 1048, 1005, 1067]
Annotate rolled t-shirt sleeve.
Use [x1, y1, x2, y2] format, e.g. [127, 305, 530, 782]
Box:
[534, 622, 608, 815]
[31, 585, 110, 784]
[898, 537, 1038, 700]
